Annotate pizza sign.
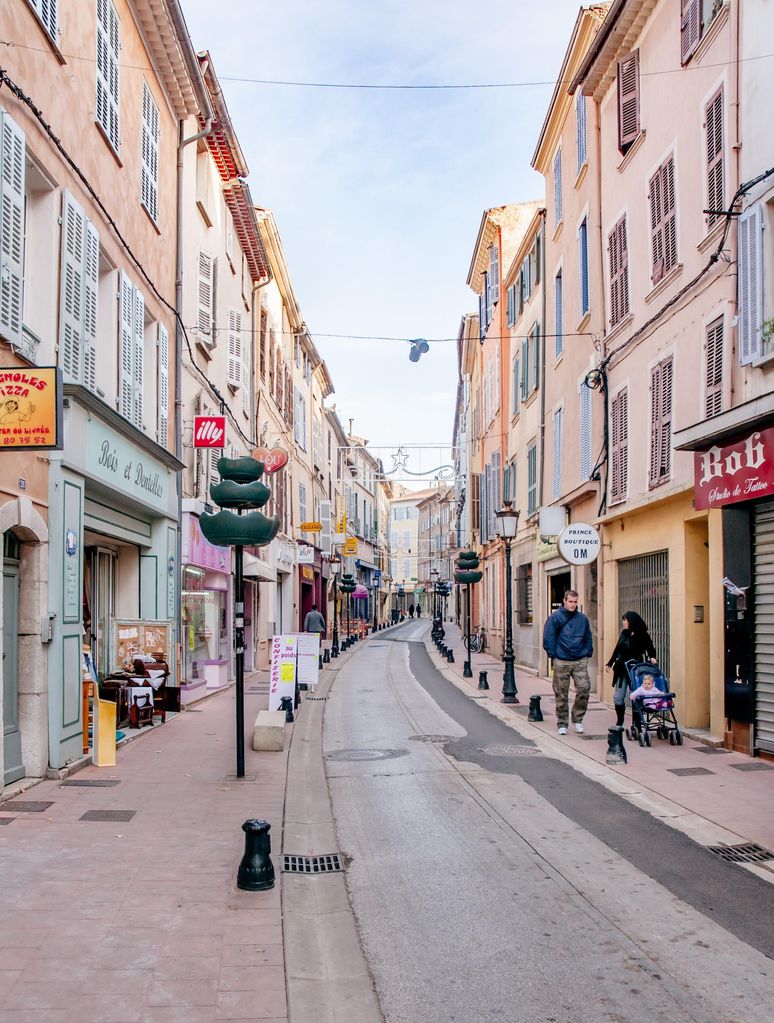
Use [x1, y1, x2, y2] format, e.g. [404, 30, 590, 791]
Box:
[0, 366, 62, 450]
[193, 415, 226, 448]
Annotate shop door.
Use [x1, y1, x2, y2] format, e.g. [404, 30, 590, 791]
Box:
[549, 571, 571, 614]
[3, 557, 23, 785]
[91, 548, 116, 680]
[753, 502, 774, 753]
[617, 551, 670, 677]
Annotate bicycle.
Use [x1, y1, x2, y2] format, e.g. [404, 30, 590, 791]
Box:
[466, 627, 486, 654]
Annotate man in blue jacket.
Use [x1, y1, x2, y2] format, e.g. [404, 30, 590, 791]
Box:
[542, 589, 593, 735]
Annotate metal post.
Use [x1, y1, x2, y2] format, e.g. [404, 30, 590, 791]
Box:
[501, 538, 518, 704]
[463, 582, 473, 678]
[235, 544, 246, 776]
[332, 574, 340, 656]
[346, 592, 351, 644]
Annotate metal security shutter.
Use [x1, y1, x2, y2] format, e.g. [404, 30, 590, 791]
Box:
[617, 550, 669, 677]
[753, 501, 774, 752]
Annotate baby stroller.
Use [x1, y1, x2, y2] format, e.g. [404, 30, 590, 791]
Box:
[624, 660, 683, 747]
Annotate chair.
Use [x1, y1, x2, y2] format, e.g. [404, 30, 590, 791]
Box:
[132, 658, 168, 724]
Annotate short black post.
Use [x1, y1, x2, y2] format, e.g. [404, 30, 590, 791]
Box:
[606, 726, 627, 765]
[527, 695, 544, 721]
[280, 696, 294, 723]
[446, 649, 455, 664]
[237, 819, 275, 891]
[323, 648, 330, 663]
[294, 679, 300, 710]
[478, 671, 489, 691]
[319, 654, 323, 671]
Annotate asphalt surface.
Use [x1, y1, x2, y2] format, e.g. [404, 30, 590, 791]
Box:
[323, 621, 774, 1023]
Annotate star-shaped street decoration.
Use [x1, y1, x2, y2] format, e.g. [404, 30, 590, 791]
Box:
[388, 447, 409, 475]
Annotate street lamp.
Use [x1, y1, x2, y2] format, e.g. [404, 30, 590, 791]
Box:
[330, 556, 341, 657]
[495, 500, 520, 705]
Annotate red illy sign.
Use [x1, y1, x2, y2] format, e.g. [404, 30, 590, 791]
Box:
[694, 426, 774, 510]
[193, 415, 226, 448]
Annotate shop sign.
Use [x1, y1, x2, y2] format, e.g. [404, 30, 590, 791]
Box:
[297, 545, 315, 564]
[86, 419, 167, 508]
[694, 427, 774, 510]
[193, 415, 226, 448]
[301, 565, 315, 581]
[300, 521, 321, 532]
[185, 513, 230, 573]
[0, 366, 62, 450]
[557, 523, 601, 565]
[344, 537, 358, 555]
[269, 634, 297, 711]
[537, 538, 559, 562]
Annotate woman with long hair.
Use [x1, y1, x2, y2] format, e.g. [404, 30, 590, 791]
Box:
[606, 610, 658, 726]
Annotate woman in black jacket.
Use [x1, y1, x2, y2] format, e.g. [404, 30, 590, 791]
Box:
[606, 610, 658, 726]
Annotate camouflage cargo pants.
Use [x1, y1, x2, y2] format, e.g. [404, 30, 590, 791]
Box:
[552, 658, 591, 726]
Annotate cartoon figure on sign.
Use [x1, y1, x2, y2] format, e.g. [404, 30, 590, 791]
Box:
[0, 398, 36, 425]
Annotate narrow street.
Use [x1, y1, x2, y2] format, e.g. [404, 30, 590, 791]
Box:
[324, 622, 774, 1023]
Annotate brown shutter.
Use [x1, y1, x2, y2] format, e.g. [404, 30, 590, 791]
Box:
[705, 318, 723, 417]
[706, 88, 724, 226]
[649, 166, 665, 283]
[259, 309, 267, 380]
[649, 363, 662, 485]
[611, 389, 629, 504]
[681, 0, 701, 65]
[275, 349, 283, 407]
[617, 51, 640, 151]
[268, 329, 275, 396]
[609, 216, 629, 326]
[662, 158, 677, 273]
[659, 358, 673, 480]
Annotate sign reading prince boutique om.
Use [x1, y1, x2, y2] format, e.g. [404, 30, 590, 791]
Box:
[86, 420, 167, 508]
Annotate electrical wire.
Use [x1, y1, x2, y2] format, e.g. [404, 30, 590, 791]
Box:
[188, 327, 598, 344]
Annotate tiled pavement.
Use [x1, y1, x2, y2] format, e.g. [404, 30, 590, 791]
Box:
[432, 620, 774, 855]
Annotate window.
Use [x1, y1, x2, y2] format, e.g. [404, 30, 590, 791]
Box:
[681, 0, 725, 65]
[227, 308, 242, 388]
[506, 283, 517, 328]
[96, 0, 120, 152]
[403, 559, 411, 579]
[225, 214, 234, 265]
[553, 148, 563, 226]
[738, 204, 764, 363]
[579, 217, 590, 317]
[294, 389, 307, 450]
[259, 309, 267, 379]
[119, 270, 145, 429]
[580, 379, 592, 480]
[197, 251, 215, 344]
[59, 190, 98, 390]
[705, 318, 723, 418]
[299, 483, 307, 524]
[393, 506, 405, 521]
[489, 244, 500, 308]
[527, 444, 538, 516]
[617, 50, 640, 153]
[649, 358, 673, 486]
[554, 271, 563, 358]
[521, 338, 529, 401]
[479, 275, 489, 339]
[27, 0, 59, 41]
[158, 322, 169, 446]
[511, 353, 520, 416]
[649, 156, 677, 284]
[610, 388, 629, 504]
[140, 83, 159, 223]
[530, 323, 540, 394]
[470, 474, 480, 535]
[517, 563, 533, 625]
[608, 215, 630, 327]
[503, 459, 517, 504]
[0, 110, 25, 347]
[705, 87, 724, 228]
[552, 407, 563, 499]
[576, 94, 587, 172]
[403, 529, 410, 550]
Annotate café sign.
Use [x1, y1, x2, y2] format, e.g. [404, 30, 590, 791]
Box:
[694, 427, 774, 510]
[0, 366, 62, 450]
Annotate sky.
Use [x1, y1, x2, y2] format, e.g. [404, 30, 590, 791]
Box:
[182, 0, 583, 468]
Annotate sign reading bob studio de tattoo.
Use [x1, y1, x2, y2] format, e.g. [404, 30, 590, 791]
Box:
[693, 427, 774, 510]
[86, 418, 169, 510]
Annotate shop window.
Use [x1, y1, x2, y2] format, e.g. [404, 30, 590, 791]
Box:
[517, 563, 533, 625]
[181, 566, 229, 683]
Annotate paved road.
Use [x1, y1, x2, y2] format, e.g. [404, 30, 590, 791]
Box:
[324, 621, 774, 1023]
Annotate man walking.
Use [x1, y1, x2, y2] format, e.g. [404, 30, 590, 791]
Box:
[303, 603, 326, 636]
[542, 589, 593, 735]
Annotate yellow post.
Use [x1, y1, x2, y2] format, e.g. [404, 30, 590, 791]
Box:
[93, 692, 117, 767]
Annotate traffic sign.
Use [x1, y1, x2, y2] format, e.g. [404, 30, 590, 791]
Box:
[557, 523, 601, 565]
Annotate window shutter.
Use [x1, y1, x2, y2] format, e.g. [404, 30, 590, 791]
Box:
[662, 158, 677, 275]
[617, 50, 640, 151]
[553, 148, 562, 225]
[60, 190, 85, 381]
[158, 322, 169, 447]
[531, 324, 540, 392]
[611, 388, 628, 503]
[259, 309, 267, 379]
[197, 251, 214, 338]
[658, 358, 673, 482]
[521, 339, 529, 401]
[649, 166, 665, 284]
[489, 245, 500, 305]
[119, 271, 134, 420]
[580, 381, 592, 479]
[83, 221, 99, 391]
[0, 111, 25, 346]
[576, 95, 587, 172]
[96, 0, 120, 152]
[242, 336, 251, 413]
[512, 354, 519, 414]
[228, 307, 242, 387]
[293, 387, 300, 445]
[555, 271, 563, 358]
[30, 0, 59, 40]
[705, 318, 723, 418]
[479, 290, 486, 339]
[552, 407, 563, 499]
[579, 219, 589, 316]
[609, 216, 629, 326]
[141, 83, 159, 223]
[681, 0, 701, 65]
[705, 88, 724, 227]
[133, 288, 144, 429]
[649, 363, 662, 485]
[738, 204, 763, 364]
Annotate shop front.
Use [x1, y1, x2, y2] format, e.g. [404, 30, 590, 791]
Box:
[181, 512, 231, 702]
[47, 386, 181, 770]
[297, 544, 322, 630]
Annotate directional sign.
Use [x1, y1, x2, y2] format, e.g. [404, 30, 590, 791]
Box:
[557, 523, 601, 565]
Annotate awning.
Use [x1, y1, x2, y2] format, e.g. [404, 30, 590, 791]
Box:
[353, 584, 369, 598]
[242, 552, 276, 582]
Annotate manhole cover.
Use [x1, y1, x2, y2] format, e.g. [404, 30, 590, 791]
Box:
[0, 818, 14, 825]
[693, 746, 730, 754]
[324, 748, 406, 762]
[729, 762, 774, 771]
[707, 842, 774, 863]
[479, 745, 542, 757]
[61, 779, 120, 787]
[282, 853, 343, 873]
[667, 767, 715, 777]
[79, 810, 136, 822]
[409, 734, 457, 744]
[2, 801, 53, 812]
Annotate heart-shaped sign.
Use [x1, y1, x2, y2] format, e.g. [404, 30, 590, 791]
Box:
[253, 447, 289, 474]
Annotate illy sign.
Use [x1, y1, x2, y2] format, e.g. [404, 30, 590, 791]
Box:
[194, 415, 226, 448]
[694, 427, 774, 510]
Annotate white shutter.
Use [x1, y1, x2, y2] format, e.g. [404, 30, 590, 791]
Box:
[242, 333, 251, 412]
[553, 148, 562, 225]
[197, 250, 214, 338]
[293, 387, 301, 445]
[133, 288, 145, 428]
[30, 0, 58, 41]
[83, 221, 99, 391]
[552, 407, 563, 499]
[96, 0, 120, 152]
[739, 204, 763, 365]
[0, 111, 25, 346]
[580, 381, 592, 479]
[227, 307, 242, 386]
[119, 271, 134, 420]
[576, 95, 587, 171]
[158, 322, 169, 447]
[141, 83, 159, 223]
[59, 190, 85, 381]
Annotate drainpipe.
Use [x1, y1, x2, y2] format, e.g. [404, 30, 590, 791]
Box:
[537, 210, 548, 510]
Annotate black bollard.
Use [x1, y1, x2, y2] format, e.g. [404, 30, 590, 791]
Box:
[527, 695, 544, 721]
[237, 819, 275, 891]
[446, 649, 455, 664]
[280, 696, 294, 723]
[606, 726, 627, 765]
[463, 660, 473, 679]
[478, 671, 489, 691]
[293, 680, 300, 711]
[323, 649, 330, 664]
[319, 654, 323, 671]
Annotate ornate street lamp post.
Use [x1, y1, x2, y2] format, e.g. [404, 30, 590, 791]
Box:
[455, 550, 482, 679]
[495, 501, 520, 705]
[330, 556, 341, 657]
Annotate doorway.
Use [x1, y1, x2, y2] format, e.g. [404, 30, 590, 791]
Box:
[549, 570, 571, 614]
[86, 547, 116, 680]
[3, 532, 23, 785]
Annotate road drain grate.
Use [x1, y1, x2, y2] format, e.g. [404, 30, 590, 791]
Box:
[283, 853, 343, 874]
[61, 779, 121, 787]
[0, 818, 14, 825]
[409, 734, 457, 744]
[480, 745, 542, 757]
[305, 696, 328, 701]
[2, 801, 54, 813]
[325, 748, 407, 761]
[79, 810, 136, 822]
[469, 695, 489, 700]
[707, 842, 774, 864]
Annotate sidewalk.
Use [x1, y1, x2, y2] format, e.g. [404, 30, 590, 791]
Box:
[432, 620, 774, 857]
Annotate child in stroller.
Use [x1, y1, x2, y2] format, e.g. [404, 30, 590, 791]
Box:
[624, 660, 683, 747]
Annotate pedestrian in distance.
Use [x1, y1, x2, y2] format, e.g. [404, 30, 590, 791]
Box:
[416, 604, 422, 618]
[605, 610, 658, 726]
[408, 603, 415, 618]
[303, 603, 326, 636]
[542, 590, 593, 735]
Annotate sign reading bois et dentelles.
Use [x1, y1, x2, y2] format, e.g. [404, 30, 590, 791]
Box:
[693, 428, 774, 510]
[0, 366, 62, 450]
